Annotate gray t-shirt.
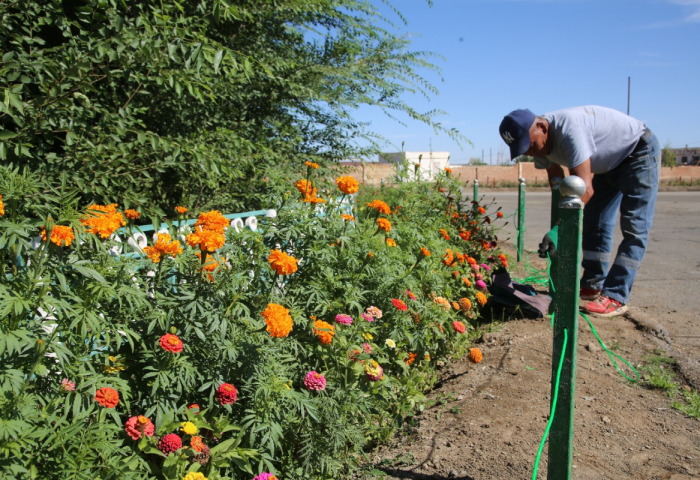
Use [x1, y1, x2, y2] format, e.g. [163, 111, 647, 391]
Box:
[534, 106, 646, 174]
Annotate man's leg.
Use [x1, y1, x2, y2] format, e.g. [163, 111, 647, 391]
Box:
[602, 134, 661, 304]
[580, 174, 622, 292]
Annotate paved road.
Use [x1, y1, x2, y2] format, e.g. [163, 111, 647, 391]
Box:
[475, 190, 700, 359]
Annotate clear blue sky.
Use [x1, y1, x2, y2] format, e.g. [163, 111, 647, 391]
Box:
[354, 0, 700, 164]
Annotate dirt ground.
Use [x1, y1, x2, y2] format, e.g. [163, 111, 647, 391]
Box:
[359, 248, 700, 480]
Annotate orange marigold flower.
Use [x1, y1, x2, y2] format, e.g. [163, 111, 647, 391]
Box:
[336, 175, 360, 195]
[366, 199, 391, 215]
[467, 256, 477, 265]
[445, 167, 453, 173]
[478, 207, 486, 214]
[420, 247, 431, 257]
[144, 233, 183, 263]
[190, 435, 205, 452]
[405, 352, 417, 366]
[456, 252, 465, 264]
[95, 387, 119, 408]
[459, 297, 472, 310]
[452, 271, 460, 278]
[386, 238, 397, 247]
[305, 161, 319, 169]
[312, 320, 335, 345]
[475, 292, 487, 306]
[451, 302, 460, 310]
[268, 249, 299, 276]
[368, 251, 374, 258]
[262, 303, 293, 338]
[195, 210, 229, 234]
[376, 218, 391, 232]
[468, 347, 484, 364]
[175, 206, 188, 215]
[159, 333, 184, 353]
[295, 179, 312, 196]
[482, 240, 491, 251]
[425, 354, 431, 361]
[442, 248, 455, 267]
[341, 214, 355, 222]
[392, 298, 408, 311]
[0, 194, 4, 216]
[459, 230, 471, 241]
[186, 229, 225, 252]
[41, 225, 75, 247]
[439, 228, 450, 240]
[497, 211, 504, 218]
[462, 277, 472, 287]
[124, 209, 140, 220]
[80, 204, 126, 239]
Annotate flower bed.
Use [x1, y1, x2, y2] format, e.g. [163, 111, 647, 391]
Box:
[0, 166, 508, 479]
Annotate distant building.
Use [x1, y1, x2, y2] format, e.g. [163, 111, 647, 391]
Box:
[378, 151, 450, 181]
[671, 146, 700, 166]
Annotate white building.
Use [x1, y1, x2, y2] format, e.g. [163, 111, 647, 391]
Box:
[378, 151, 450, 181]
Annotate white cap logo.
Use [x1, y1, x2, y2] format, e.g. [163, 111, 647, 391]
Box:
[501, 131, 514, 145]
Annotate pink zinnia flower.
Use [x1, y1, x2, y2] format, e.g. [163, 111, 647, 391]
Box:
[362, 342, 372, 354]
[406, 290, 417, 301]
[335, 314, 353, 326]
[470, 263, 480, 272]
[253, 474, 279, 480]
[476, 280, 487, 290]
[361, 312, 374, 322]
[61, 378, 75, 392]
[481, 263, 490, 272]
[125, 415, 155, 440]
[475, 273, 483, 281]
[303, 371, 326, 391]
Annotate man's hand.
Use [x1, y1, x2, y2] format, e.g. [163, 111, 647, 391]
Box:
[538, 232, 557, 260]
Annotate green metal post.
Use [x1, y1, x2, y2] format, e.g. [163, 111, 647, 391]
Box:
[547, 176, 584, 480]
[517, 177, 525, 262]
[549, 177, 562, 306]
[473, 178, 479, 202]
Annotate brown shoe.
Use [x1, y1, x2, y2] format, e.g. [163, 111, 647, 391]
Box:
[580, 288, 601, 301]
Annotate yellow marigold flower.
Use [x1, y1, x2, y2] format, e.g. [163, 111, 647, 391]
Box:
[268, 249, 299, 276]
[183, 473, 207, 480]
[376, 218, 391, 232]
[194, 210, 229, 234]
[186, 229, 225, 252]
[366, 199, 391, 215]
[336, 175, 359, 195]
[41, 225, 75, 247]
[362, 332, 373, 341]
[80, 204, 126, 239]
[385, 339, 396, 349]
[420, 247, 431, 257]
[181, 421, 198, 435]
[0, 194, 4, 216]
[386, 238, 397, 247]
[312, 320, 335, 345]
[143, 233, 184, 263]
[305, 161, 319, 169]
[341, 214, 355, 222]
[124, 209, 140, 220]
[476, 292, 487, 306]
[262, 303, 294, 338]
[175, 206, 188, 214]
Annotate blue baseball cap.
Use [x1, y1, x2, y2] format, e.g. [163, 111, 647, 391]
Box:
[499, 109, 536, 160]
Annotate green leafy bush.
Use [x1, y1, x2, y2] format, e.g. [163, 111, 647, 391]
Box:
[0, 166, 506, 479]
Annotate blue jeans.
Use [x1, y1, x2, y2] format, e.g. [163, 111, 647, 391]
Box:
[580, 130, 661, 304]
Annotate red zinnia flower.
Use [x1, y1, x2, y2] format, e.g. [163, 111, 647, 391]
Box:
[216, 383, 238, 405]
[159, 333, 184, 353]
[158, 433, 182, 455]
[125, 415, 155, 440]
[392, 299, 408, 311]
[452, 321, 466, 334]
[95, 387, 119, 408]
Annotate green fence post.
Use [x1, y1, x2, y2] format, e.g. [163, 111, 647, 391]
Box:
[517, 177, 525, 262]
[547, 176, 585, 480]
[473, 178, 479, 202]
[549, 177, 562, 305]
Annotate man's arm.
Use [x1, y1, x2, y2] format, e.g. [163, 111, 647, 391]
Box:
[569, 159, 594, 204]
[546, 164, 566, 187]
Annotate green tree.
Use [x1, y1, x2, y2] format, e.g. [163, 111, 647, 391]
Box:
[0, 0, 466, 218]
[662, 142, 677, 167]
